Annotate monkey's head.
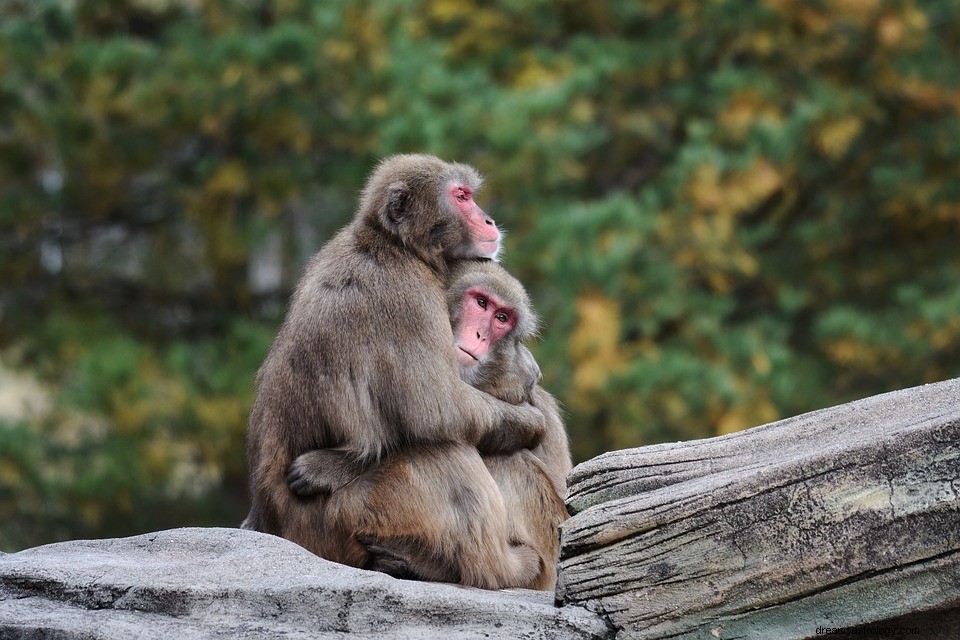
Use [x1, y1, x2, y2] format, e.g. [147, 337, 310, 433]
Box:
[358, 154, 502, 266]
[447, 261, 540, 403]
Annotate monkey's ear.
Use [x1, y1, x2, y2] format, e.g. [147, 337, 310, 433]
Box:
[385, 181, 411, 223]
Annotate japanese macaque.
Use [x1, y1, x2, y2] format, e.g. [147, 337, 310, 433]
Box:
[287, 260, 572, 590]
[241, 155, 547, 571]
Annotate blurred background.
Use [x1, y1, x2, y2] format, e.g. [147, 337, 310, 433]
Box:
[1, 0, 959, 550]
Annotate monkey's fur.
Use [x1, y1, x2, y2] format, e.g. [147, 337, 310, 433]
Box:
[288, 260, 572, 590]
[241, 155, 546, 565]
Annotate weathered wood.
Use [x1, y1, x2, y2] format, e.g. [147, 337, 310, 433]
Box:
[557, 378, 960, 640]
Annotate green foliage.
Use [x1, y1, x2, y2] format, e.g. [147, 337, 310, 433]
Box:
[1, 0, 958, 548]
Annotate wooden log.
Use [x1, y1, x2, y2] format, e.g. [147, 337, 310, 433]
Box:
[557, 378, 960, 639]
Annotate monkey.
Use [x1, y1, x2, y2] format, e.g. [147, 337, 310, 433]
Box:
[241, 155, 547, 573]
[444, 260, 572, 504]
[448, 260, 572, 589]
[286, 260, 572, 590]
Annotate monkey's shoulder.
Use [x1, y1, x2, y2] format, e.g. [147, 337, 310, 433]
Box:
[305, 226, 438, 283]
[295, 237, 443, 316]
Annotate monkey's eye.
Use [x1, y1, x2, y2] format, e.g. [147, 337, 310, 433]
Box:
[476, 296, 487, 310]
[454, 187, 472, 203]
[495, 313, 508, 324]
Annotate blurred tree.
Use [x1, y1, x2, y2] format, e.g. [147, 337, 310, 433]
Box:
[0, 0, 957, 548]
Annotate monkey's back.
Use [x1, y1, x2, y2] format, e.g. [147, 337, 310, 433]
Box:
[246, 222, 458, 535]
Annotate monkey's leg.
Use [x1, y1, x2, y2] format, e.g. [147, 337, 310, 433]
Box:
[485, 451, 567, 590]
[328, 444, 543, 589]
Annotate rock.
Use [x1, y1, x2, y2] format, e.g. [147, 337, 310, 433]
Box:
[5, 379, 958, 639]
[0, 527, 612, 640]
[557, 378, 960, 639]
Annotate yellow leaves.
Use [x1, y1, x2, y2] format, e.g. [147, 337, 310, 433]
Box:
[827, 0, 881, 25]
[512, 52, 573, 91]
[0, 459, 21, 487]
[144, 436, 174, 477]
[689, 159, 783, 220]
[568, 293, 629, 410]
[570, 97, 595, 124]
[768, 0, 878, 32]
[752, 351, 772, 376]
[877, 14, 906, 48]
[936, 202, 960, 227]
[112, 363, 189, 436]
[928, 316, 960, 351]
[195, 396, 248, 455]
[337, 5, 388, 70]
[429, 0, 471, 22]
[718, 91, 783, 141]
[737, 159, 784, 210]
[324, 39, 357, 65]
[206, 160, 250, 197]
[269, 111, 313, 153]
[716, 393, 779, 435]
[823, 336, 904, 370]
[816, 116, 863, 159]
[80, 503, 104, 527]
[826, 338, 859, 365]
[368, 95, 389, 117]
[112, 389, 153, 435]
[877, 6, 928, 49]
[895, 78, 960, 114]
[679, 158, 782, 290]
[196, 397, 246, 431]
[278, 65, 303, 86]
[144, 436, 222, 499]
[908, 316, 960, 352]
[715, 371, 780, 435]
[420, 0, 513, 56]
[221, 64, 244, 87]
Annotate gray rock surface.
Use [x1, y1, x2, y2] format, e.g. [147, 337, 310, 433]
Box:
[557, 378, 960, 640]
[0, 527, 612, 639]
[5, 379, 958, 639]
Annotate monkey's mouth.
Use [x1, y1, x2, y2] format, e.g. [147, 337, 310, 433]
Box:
[456, 346, 479, 366]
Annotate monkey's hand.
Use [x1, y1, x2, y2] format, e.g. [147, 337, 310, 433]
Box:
[477, 402, 546, 455]
[287, 449, 364, 496]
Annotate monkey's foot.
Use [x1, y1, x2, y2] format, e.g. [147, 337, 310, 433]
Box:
[287, 449, 361, 496]
[357, 536, 417, 580]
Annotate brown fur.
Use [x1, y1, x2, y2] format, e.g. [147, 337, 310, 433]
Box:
[241, 155, 546, 561]
[288, 260, 572, 590]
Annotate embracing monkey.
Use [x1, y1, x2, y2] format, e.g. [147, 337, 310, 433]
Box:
[242, 155, 547, 578]
[288, 260, 572, 590]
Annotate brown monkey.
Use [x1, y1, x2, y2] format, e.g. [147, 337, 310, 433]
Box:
[288, 260, 572, 590]
[241, 155, 546, 569]
[444, 260, 572, 505]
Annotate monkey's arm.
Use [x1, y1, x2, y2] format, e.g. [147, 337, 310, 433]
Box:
[473, 400, 545, 455]
[527, 385, 572, 496]
[453, 387, 546, 455]
[287, 449, 367, 496]
[376, 346, 546, 457]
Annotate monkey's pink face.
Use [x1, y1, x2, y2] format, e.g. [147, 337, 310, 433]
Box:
[455, 288, 517, 367]
[449, 184, 501, 259]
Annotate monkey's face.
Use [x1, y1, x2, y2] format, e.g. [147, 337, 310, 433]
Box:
[446, 182, 502, 261]
[455, 287, 517, 369]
